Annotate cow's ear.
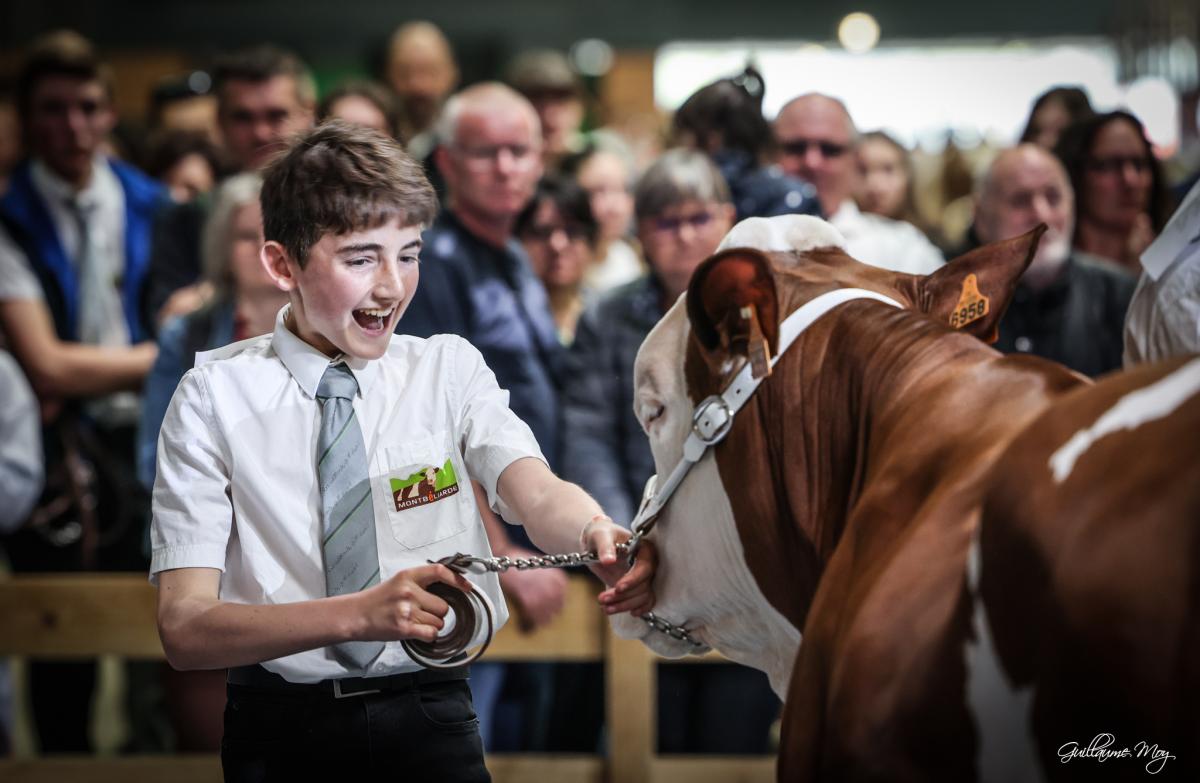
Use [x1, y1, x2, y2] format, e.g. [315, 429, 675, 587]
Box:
[918, 224, 1045, 343]
[687, 248, 779, 379]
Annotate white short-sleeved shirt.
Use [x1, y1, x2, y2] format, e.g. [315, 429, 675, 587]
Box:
[150, 306, 545, 682]
[830, 200, 945, 275]
[1124, 179, 1200, 367]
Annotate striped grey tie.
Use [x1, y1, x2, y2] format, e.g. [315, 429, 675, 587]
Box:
[316, 363, 385, 670]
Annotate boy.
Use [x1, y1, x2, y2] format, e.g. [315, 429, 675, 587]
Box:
[150, 122, 655, 781]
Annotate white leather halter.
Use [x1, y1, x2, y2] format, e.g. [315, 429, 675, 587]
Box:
[628, 287, 904, 546]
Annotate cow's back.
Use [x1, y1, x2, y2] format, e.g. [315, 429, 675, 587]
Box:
[978, 356, 1200, 780]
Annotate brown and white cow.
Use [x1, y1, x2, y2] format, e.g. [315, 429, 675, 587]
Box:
[613, 215, 1199, 781]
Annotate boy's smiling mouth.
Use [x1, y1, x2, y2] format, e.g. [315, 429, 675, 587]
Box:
[352, 306, 396, 334]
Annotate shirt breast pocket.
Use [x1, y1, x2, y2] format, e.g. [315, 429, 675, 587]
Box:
[375, 431, 471, 550]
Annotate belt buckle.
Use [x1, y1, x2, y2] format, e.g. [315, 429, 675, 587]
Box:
[332, 678, 381, 699]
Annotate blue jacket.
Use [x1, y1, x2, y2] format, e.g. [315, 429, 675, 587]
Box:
[0, 159, 166, 343]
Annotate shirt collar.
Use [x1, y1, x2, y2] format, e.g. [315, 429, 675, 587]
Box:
[270, 305, 382, 399]
[1140, 179, 1200, 280]
[30, 155, 115, 210]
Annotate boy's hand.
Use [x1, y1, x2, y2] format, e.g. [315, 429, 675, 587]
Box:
[582, 517, 657, 617]
[356, 564, 474, 643]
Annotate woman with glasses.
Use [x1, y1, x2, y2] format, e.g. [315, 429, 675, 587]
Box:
[562, 149, 736, 526]
[515, 175, 599, 345]
[1055, 111, 1173, 272]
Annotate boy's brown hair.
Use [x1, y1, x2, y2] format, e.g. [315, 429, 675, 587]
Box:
[261, 121, 438, 266]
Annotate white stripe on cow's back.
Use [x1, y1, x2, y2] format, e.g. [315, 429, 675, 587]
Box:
[964, 532, 1047, 783]
[1049, 357, 1200, 483]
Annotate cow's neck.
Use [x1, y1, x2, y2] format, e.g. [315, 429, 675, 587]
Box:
[703, 297, 1068, 633]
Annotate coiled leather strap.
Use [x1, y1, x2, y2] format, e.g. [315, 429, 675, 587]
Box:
[401, 580, 495, 669]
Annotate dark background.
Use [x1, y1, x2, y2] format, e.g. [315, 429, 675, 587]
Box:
[1, 0, 1133, 82]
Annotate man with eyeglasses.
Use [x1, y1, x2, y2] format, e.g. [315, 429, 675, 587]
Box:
[399, 82, 570, 751]
[774, 93, 943, 274]
[974, 144, 1136, 377]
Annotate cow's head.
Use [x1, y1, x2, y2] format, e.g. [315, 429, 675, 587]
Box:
[616, 214, 1043, 696]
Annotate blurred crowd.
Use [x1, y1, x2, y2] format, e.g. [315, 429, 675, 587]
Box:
[1, 22, 1198, 759]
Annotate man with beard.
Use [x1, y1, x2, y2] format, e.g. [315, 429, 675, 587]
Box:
[974, 143, 1137, 377]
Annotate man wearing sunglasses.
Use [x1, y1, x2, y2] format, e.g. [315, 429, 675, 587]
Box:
[775, 93, 944, 275]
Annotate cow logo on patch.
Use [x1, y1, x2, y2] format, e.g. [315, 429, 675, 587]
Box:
[949, 273, 990, 329]
[390, 459, 460, 511]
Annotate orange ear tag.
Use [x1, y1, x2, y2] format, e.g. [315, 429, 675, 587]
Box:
[948, 274, 990, 329]
[740, 305, 773, 379]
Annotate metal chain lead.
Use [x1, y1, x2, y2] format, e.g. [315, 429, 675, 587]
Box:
[431, 541, 706, 654]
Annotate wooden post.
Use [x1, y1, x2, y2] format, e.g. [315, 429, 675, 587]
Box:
[605, 624, 655, 783]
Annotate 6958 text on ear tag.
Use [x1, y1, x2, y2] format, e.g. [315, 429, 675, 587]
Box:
[948, 273, 990, 329]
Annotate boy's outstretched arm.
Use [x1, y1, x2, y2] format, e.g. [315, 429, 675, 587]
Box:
[155, 563, 473, 671]
[495, 456, 656, 617]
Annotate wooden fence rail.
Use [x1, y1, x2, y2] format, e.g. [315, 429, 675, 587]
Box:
[0, 573, 773, 783]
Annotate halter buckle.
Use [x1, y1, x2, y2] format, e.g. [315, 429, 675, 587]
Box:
[692, 395, 734, 445]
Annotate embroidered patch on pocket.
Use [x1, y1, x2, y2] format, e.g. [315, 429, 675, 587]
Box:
[390, 458, 460, 512]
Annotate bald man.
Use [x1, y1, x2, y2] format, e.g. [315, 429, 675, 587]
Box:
[385, 21, 459, 159]
[974, 143, 1136, 376]
[774, 93, 943, 274]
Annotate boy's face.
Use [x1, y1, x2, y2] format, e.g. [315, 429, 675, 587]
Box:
[263, 216, 422, 360]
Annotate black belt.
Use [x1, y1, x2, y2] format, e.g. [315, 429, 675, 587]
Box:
[227, 663, 470, 699]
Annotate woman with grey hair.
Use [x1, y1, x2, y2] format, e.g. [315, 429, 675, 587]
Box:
[138, 172, 284, 490]
[630, 148, 736, 310]
[555, 147, 779, 752]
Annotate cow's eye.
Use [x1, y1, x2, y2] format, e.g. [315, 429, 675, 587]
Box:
[642, 404, 665, 429]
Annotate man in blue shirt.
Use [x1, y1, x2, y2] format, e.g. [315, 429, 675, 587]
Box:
[402, 82, 562, 467]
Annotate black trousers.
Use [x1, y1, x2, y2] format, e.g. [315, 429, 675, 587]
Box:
[221, 676, 490, 782]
